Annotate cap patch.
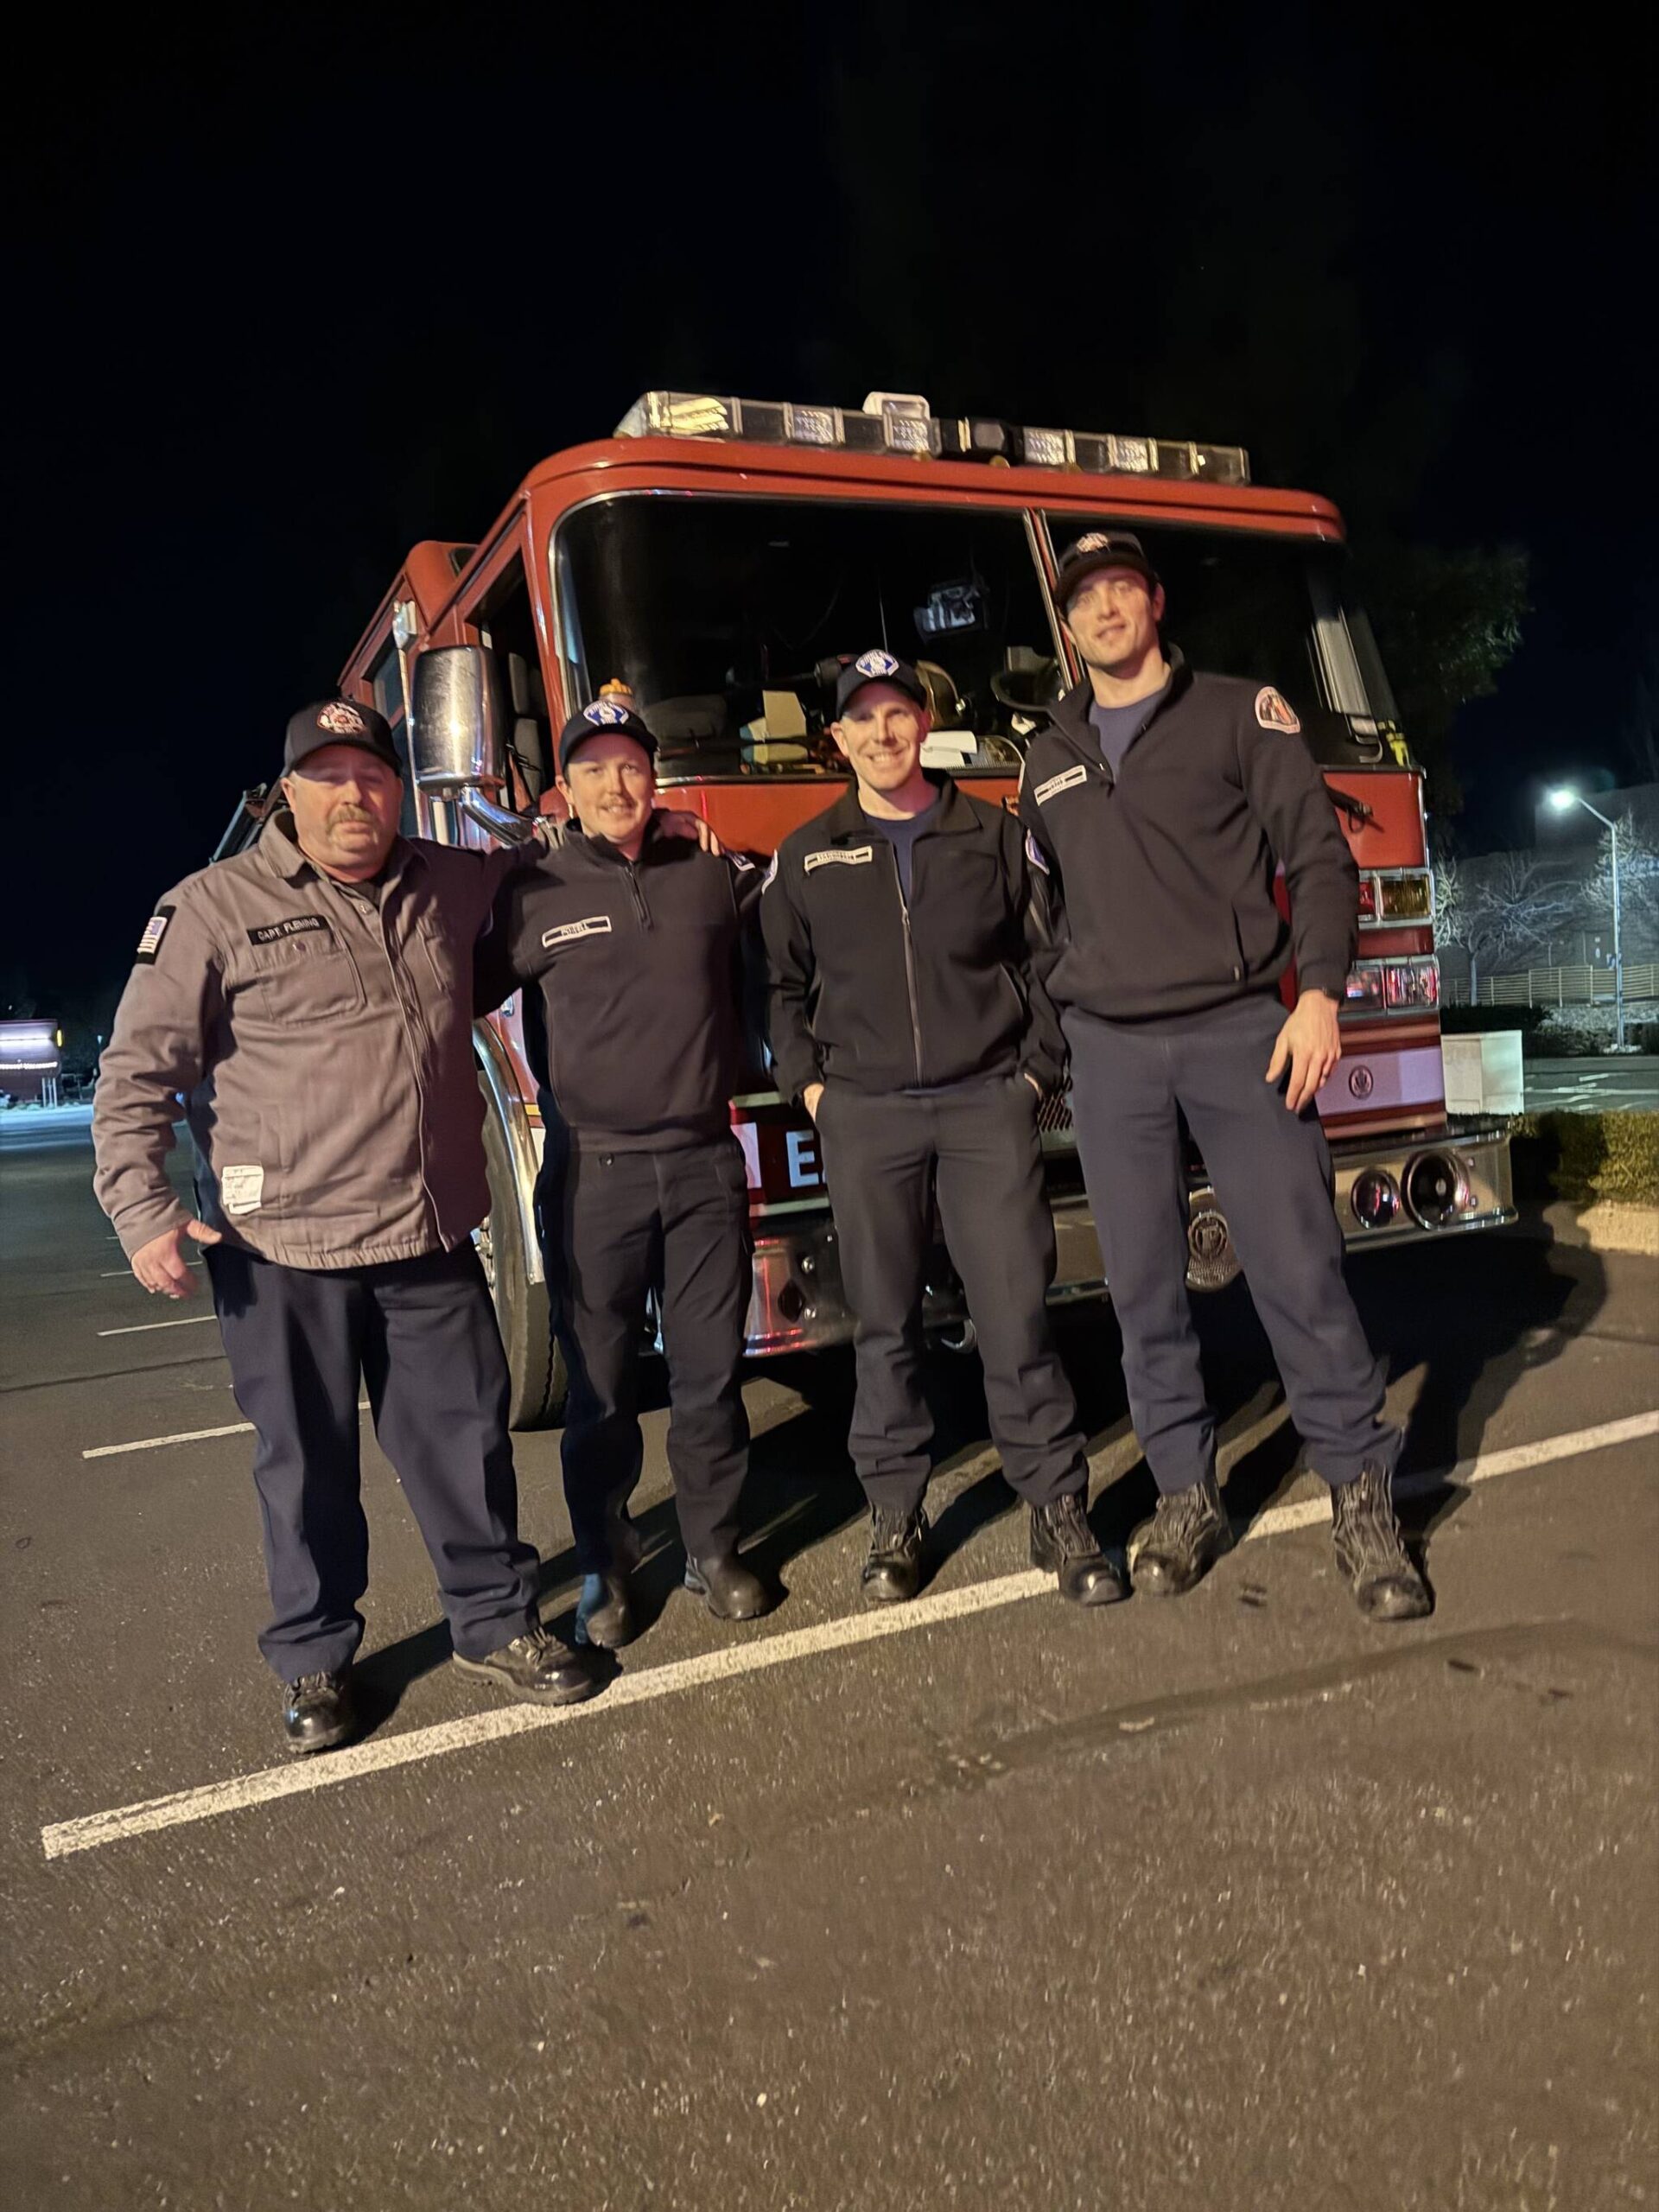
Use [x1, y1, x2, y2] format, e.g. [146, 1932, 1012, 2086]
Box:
[1255, 687, 1301, 734]
[1074, 532, 1115, 554]
[316, 701, 366, 736]
[134, 906, 175, 964]
[582, 700, 632, 728]
[1024, 830, 1051, 875]
[854, 650, 900, 679]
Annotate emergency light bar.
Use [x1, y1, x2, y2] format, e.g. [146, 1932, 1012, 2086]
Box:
[615, 391, 1250, 486]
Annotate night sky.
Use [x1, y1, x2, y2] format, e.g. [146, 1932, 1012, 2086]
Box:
[8, 4, 1650, 1039]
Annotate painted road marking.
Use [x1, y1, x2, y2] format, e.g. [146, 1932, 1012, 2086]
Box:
[100, 1263, 200, 1278]
[82, 1402, 373, 1460]
[96, 1313, 220, 1338]
[39, 1410, 1659, 1862]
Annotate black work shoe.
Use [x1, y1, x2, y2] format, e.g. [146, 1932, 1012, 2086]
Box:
[684, 1552, 774, 1621]
[1132, 1472, 1233, 1597]
[1029, 1494, 1128, 1605]
[282, 1669, 355, 1757]
[861, 1505, 927, 1606]
[452, 1624, 605, 1706]
[1330, 1465, 1432, 1621]
[575, 1572, 638, 1649]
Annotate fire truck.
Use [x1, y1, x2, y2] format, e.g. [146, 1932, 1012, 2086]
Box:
[273, 389, 1513, 1427]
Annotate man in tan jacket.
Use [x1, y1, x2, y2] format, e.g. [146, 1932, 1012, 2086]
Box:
[94, 698, 603, 1753]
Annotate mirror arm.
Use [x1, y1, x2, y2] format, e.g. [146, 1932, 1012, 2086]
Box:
[457, 789, 539, 846]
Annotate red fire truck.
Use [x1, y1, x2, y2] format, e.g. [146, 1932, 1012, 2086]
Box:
[284, 389, 1512, 1426]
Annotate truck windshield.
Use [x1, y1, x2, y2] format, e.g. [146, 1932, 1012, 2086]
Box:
[554, 497, 1060, 777]
[552, 495, 1394, 778]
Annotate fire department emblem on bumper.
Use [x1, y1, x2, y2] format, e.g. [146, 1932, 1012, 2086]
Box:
[1348, 1065, 1376, 1098]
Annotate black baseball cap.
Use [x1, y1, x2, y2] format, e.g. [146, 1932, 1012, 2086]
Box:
[557, 697, 659, 776]
[284, 698, 401, 773]
[1051, 531, 1159, 613]
[834, 649, 929, 716]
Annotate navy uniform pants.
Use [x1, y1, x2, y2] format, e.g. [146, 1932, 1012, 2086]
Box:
[207, 1240, 539, 1680]
[1064, 994, 1400, 1496]
[816, 1074, 1090, 1513]
[547, 1135, 752, 1572]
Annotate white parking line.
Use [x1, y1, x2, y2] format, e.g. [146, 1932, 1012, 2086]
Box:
[82, 1402, 372, 1460]
[97, 1314, 219, 1338]
[39, 1409, 1659, 1862]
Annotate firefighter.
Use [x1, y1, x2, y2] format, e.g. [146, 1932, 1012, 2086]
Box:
[762, 651, 1125, 1608]
[475, 700, 772, 1649]
[1021, 532, 1429, 1619]
[92, 700, 607, 1756]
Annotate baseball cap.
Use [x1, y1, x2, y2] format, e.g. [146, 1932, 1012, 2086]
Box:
[834, 648, 929, 717]
[284, 698, 401, 773]
[557, 696, 659, 777]
[1051, 531, 1158, 613]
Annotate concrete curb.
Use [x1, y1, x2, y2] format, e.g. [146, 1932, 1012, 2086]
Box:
[1509, 1198, 1659, 1256]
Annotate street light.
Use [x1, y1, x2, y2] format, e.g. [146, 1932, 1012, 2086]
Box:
[1548, 787, 1624, 1048]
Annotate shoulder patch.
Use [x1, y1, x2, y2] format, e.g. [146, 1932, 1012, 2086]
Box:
[1254, 686, 1301, 734]
[804, 845, 874, 873]
[1033, 763, 1090, 806]
[1024, 830, 1051, 876]
[134, 906, 175, 964]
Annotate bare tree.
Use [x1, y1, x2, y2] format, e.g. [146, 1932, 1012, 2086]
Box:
[1433, 850, 1579, 997]
[1582, 810, 1659, 960]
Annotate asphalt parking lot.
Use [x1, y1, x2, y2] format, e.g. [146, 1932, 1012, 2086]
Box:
[3, 1118, 1656, 2210]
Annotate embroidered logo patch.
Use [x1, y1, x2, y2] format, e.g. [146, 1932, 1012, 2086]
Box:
[246, 914, 329, 946]
[582, 700, 632, 728]
[1025, 830, 1051, 875]
[1074, 531, 1114, 554]
[541, 915, 614, 950]
[854, 649, 899, 679]
[1255, 687, 1301, 734]
[316, 701, 366, 736]
[804, 845, 874, 873]
[134, 906, 175, 963]
[1033, 764, 1089, 805]
[219, 1164, 265, 1216]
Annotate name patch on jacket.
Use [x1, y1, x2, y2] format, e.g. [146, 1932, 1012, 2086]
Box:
[541, 915, 613, 950]
[246, 914, 330, 946]
[134, 906, 175, 963]
[1255, 687, 1301, 734]
[804, 845, 874, 873]
[1033, 764, 1089, 806]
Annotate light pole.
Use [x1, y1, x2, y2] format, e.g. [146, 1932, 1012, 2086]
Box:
[1548, 788, 1624, 1048]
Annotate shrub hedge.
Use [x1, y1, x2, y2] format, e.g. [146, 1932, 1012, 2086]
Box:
[1509, 1111, 1659, 1205]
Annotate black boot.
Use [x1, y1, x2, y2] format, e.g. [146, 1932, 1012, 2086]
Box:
[861, 1505, 928, 1606]
[1028, 1493, 1128, 1605]
[684, 1551, 774, 1621]
[575, 1506, 645, 1649]
[1330, 1465, 1431, 1621]
[452, 1624, 605, 1706]
[1132, 1471, 1232, 1596]
[282, 1669, 355, 1757]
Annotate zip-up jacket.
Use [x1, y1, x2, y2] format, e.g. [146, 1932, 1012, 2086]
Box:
[761, 775, 1065, 1105]
[1017, 653, 1357, 1022]
[93, 814, 527, 1268]
[475, 818, 765, 1150]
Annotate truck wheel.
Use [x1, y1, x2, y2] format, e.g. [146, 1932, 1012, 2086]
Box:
[476, 1088, 568, 1429]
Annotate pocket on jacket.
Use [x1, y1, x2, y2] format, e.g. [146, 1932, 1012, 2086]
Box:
[242, 938, 365, 1024]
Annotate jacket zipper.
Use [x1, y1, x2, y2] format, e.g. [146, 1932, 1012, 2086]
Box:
[892, 846, 925, 1084]
[627, 867, 652, 931]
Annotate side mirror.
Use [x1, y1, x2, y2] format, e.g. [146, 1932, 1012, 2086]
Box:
[410, 645, 507, 793]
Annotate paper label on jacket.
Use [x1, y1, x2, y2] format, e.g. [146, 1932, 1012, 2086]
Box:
[804, 845, 874, 872]
[1033, 764, 1089, 805]
[220, 1165, 265, 1216]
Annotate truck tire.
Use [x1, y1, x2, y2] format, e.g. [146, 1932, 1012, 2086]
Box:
[476, 1085, 568, 1430]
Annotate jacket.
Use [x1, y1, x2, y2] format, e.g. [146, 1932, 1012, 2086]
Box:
[92, 814, 525, 1268]
[1017, 654, 1357, 1022]
[474, 817, 765, 1150]
[761, 774, 1065, 1104]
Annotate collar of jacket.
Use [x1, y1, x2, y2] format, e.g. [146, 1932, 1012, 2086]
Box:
[257, 810, 421, 886]
[816, 772, 978, 845]
[560, 813, 686, 869]
[1043, 643, 1193, 751]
